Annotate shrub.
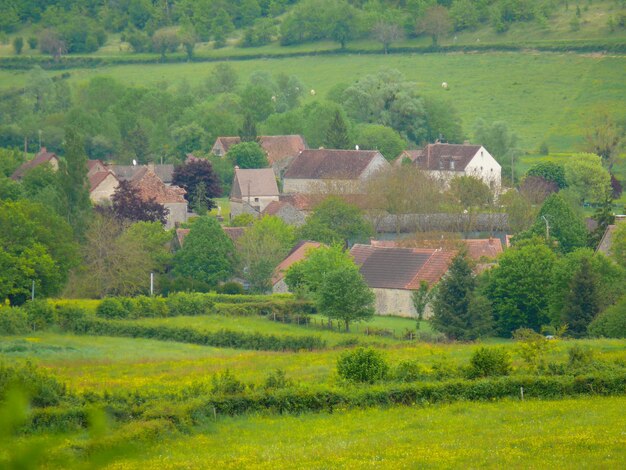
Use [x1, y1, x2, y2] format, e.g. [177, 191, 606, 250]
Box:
[217, 282, 245, 295]
[588, 297, 626, 338]
[96, 298, 131, 320]
[211, 370, 246, 395]
[568, 344, 595, 368]
[131, 296, 168, 319]
[431, 355, 461, 380]
[27, 37, 38, 50]
[166, 292, 214, 316]
[336, 348, 389, 384]
[0, 306, 29, 335]
[24, 300, 55, 331]
[394, 360, 428, 383]
[467, 347, 512, 379]
[0, 362, 67, 407]
[513, 328, 556, 371]
[55, 305, 86, 331]
[263, 369, 292, 390]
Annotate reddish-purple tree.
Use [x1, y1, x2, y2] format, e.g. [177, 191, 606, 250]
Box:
[172, 159, 222, 210]
[108, 180, 168, 224]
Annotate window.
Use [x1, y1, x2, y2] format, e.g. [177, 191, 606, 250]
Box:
[254, 197, 259, 202]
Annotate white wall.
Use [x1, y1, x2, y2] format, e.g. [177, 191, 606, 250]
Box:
[464, 147, 502, 191]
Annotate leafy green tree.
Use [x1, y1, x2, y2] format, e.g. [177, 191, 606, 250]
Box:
[207, 63, 239, 94]
[562, 257, 600, 338]
[0, 176, 22, 201]
[583, 109, 624, 171]
[611, 223, 626, 269]
[12, 37, 23, 54]
[411, 280, 435, 327]
[563, 153, 611, 204]
[337, 348, 388, 383]
[317, 265, 375, 332]
[191, 181, 209, 216]
[0, 148, 24, 177]
[422, 96, 465, 144]
[211, 8, 234, 48]
[285, 245, 353, 296]
[241, 83, 274, 122]
[431, 254, 493, 340]
[588, 296, 626, 339]
[416, 5, 451, 46]
[239, 113, 258, 143]
[484, 238, 557, 336]
[526, 162, 567, 189]
[448, 176, 492, 208]
[173, 216, 236, 287]
[549, 249, 625, 327]
[450, 0, 480, 31]
[341, 70, 430, 144]
[525, 193, 587, 253]
[324, 109, 351, 149]
[298, 197, 373, 246]
[372, 18, 404, 54]
[58, 127, 92, 238]
[65, 215, 166, 298]
[0, 200, 79, 304]
[356, 124, 406, 161]
[227, 142, 269, 169]
[108, 180, 168, 224]
[236, 216, 295, 293]
[588, 197, 615, 249]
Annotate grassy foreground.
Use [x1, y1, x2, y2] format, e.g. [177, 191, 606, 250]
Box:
[108, 396, 626, 469]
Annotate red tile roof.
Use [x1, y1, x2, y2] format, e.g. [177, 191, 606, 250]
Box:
[11, 147, 59, 179]
[272, 241, 322, 285]
[223, 226, 245, 243]
[175, 228, 190, 247]
[371, 238, 502, 261]
[130, 168, 186, 204]
[215, 135, 307, 164]
[463, 238, 503, 260]
[350, 244, 456, 290]
[284, 149, 383, 180]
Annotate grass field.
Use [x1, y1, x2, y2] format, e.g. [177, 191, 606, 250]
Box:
[1, 52, 625, 154]
[107, 396, 626, 469]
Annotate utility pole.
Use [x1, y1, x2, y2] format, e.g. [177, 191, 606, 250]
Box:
[542, 215, 550, 240]
[31, 280, 35, 301]
[150, 272, 154, 296]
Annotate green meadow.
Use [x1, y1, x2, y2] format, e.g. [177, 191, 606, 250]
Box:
[1, 52, 625, 154]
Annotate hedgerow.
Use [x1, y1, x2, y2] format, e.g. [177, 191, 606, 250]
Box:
[64, 315, 325, 352]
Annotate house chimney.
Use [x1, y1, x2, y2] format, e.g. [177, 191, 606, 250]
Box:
[147, 162, 155, 172]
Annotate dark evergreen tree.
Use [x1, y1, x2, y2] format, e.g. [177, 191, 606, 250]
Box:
[239, 113, 258, 143]
[563, 257, 600, 338]
[172, 159, 222, 210]
[431, 254, 492, 340]
[59, 127, 91, 237]
[324, 110, 351, 149]
[191, 181, 209, 216]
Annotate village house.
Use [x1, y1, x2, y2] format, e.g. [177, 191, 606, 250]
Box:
[229, 167, 280, 218]
[596, 215, 626, 256]
[350, 244, 456, 318]
[212, 135, 307, 176]
[282, 149, 390, 194]
[261, 200, 307, 226]
[128, 166, 187, 229]
[272, 241, 322, 293]
[108, 163, 175, 185]
[11, 147, 59, 180]
[396, 143, 501, 190]
[87, 160, 119, 203]
[371, 237, 503, 262]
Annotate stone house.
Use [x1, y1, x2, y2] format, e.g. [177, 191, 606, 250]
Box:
[212, 135, 307, 176]
[350, 244, 456, 318]
[282, 149, 390, 194]
[129, 166, 187, 229]
[108, 163, 175, 184]
[596, 215, 626, 256]
[89, 170, 119, 203]
[11, 147, 59, 180]
[396, 143, 501, 191]
[261, 200, 307, 226]
[229, 167, 280, 218]
[272, 241, 323, 293]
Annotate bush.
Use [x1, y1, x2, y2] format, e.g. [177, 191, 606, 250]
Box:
[337, 348, 389, 384]
[588, 297, 626, 338]
[211, 370, 246, 395]
[0, 362, 67, 407]
[0, 306, 29, 335]
[467, 347, 512, 379]
[166, 292, 214, 316]
[96, 298, 131, 320]
[131, 296, 168, 319]
[394, 360, 428, 383]
[54, 305, 86, 331]
[263, 369, 292, 390]
[24, 300, 55, 331]
[217, 282, 245, 295]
